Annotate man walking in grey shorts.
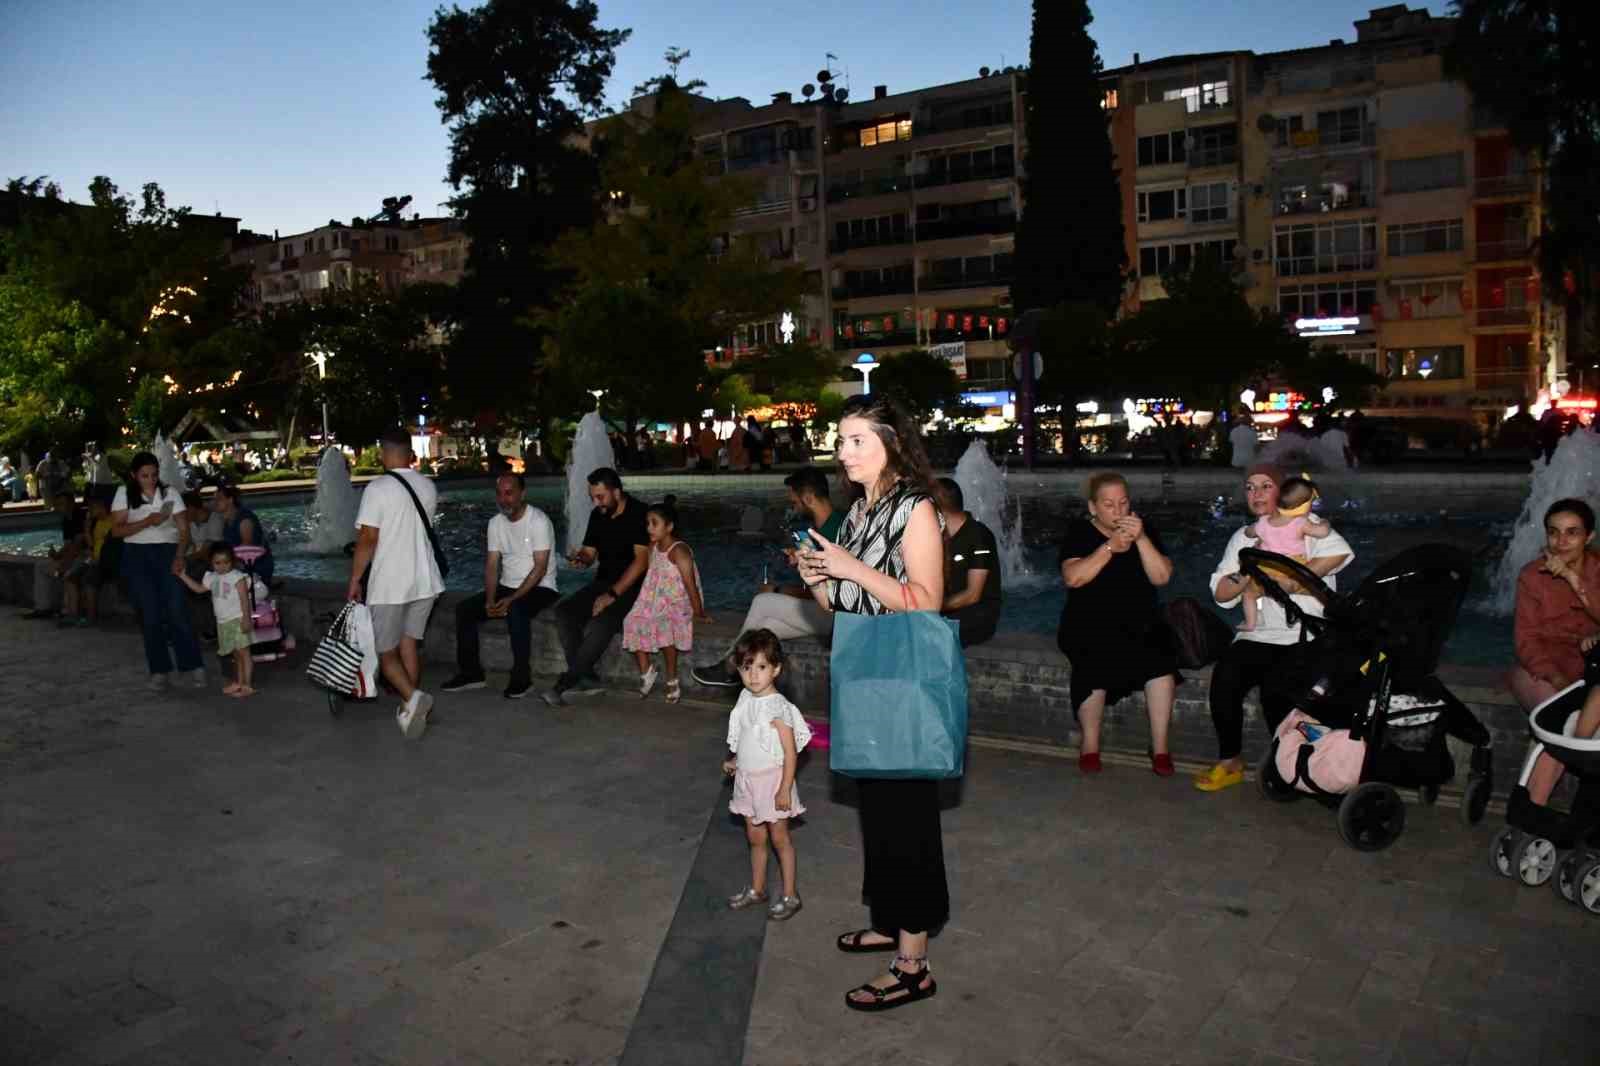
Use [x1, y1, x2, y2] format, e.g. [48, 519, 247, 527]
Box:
[348, 429, 445, 739]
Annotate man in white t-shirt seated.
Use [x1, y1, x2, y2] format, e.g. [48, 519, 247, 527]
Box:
[348, 429, 445, 740]
[441, 472, 558, 700]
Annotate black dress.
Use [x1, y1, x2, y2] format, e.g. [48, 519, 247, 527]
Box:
[1056, 518, 1179, 713]
[831, 481, 950, 937]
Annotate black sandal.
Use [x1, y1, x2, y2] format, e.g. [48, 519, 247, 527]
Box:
[836, 929, 896, 954]
[843, 962, 937, 1012]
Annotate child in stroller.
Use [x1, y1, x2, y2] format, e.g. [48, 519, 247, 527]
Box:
[232, 544, 295, 663]
[1242, 543, 1494, 851]
[1488, 648, 1600, 914]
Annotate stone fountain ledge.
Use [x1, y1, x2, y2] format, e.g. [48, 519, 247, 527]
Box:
[0, 554, 1529, 797]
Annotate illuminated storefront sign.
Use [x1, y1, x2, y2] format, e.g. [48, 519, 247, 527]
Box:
[1253, 391, 1308, 413]
[1294, 316, 1362, 338]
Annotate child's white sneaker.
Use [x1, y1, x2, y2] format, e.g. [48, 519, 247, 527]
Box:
[638, 666, 658, 698]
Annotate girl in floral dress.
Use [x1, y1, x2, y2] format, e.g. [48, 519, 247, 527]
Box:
[622, 501, 711, 702]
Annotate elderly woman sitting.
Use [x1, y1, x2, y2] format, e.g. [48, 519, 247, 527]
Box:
[1511, 498, 1600, 805]
[1057, 472, 1178, 776]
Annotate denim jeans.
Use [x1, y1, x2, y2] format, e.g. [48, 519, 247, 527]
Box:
[122, 541, 203, 675]
[552, 583, 638, 689]
[456, 585, 560, 686]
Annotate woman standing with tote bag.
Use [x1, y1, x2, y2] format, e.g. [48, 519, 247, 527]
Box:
[796, 393, 949, 1012]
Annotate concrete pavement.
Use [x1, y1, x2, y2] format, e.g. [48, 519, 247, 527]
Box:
[1, 613, 1595, 1066]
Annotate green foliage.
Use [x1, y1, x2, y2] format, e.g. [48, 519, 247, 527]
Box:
[241, 468, 307, 484]
[128, 374, 169, 442]
[425, 0, 629, 428]
[1011, 0, 1126, 316]
[543, 77, 812, 426]
[1445, 2, 1600, 347]
[1281, 347, 1387, 412]
[869, 350, 966, 424]
[0, 177, 254, 452]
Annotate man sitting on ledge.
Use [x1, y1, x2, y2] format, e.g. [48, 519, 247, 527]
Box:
[692, 466, 841, 688]
[934, 477, 1002, 647]
[442, 472, 559, 700]
[542, 467, 649, 706]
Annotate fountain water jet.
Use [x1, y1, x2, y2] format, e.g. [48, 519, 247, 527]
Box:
[152, 433, 184, 490]
[953, 441, 1031, 586]
[305, 447, 358, 554]
[1488, 429, 1600, 615]
[565, 410, 617, 557]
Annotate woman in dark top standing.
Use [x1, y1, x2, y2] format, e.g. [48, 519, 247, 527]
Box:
[1058, 471, 1178, 776]
[797, 393, 947, 1012]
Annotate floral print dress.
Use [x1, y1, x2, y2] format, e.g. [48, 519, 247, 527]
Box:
[622, 541, 698, 652]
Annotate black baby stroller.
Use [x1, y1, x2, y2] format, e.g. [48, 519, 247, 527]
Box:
[1240, 544, 1495, 852]
[1488, 667, 1600, 915]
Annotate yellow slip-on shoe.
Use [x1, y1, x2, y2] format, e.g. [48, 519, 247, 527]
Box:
[1193, 763, 1245, 792]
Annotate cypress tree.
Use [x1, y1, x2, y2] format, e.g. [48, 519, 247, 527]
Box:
[1010, 0, 1126, 317]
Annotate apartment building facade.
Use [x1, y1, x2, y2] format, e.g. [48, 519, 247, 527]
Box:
[1103, 5, 1555, 420]
[687, 71, 1026, 399]
[229, 220, 426, 308]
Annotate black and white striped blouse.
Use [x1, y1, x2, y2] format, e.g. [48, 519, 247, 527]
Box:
[829, 480, 939, 616]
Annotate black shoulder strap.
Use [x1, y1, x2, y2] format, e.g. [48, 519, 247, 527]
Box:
[384, 470, 443, 556]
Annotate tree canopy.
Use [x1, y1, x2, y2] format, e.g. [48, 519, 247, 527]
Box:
[1010, 0, 1126, 317]
[425, 0, 629, 427]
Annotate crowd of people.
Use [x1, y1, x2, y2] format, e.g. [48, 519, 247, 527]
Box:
[16, 397, 1598, 1012]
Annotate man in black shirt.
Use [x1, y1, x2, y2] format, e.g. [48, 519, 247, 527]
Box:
[934, 478, 1002, 647]
[542, 467, 650, 705]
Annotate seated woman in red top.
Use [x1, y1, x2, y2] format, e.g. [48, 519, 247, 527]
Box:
[1511, 498, 1600, 804]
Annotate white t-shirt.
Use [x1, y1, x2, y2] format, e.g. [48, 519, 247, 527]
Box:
[487, 506, 556, 591]
[111, 485, 182, 545]
[203, 569, 249, 624]
[726, 690, 812, 772]
[1317, 428, 1351, 468]
[1229, 424, 1259, 468]
[355, 469, 445, 605]
[1210, 522, 1354, 646]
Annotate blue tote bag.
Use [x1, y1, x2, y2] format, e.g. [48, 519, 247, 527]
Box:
[828, 610, 969, 779]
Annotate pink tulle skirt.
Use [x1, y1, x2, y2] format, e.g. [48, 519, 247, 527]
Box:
[729, 764, 804, 824]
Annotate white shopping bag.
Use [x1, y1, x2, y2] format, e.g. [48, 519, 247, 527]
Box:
[347, 603, 381, 699]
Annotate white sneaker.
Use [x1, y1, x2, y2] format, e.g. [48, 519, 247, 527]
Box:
[397, 690, 433, 740]
[638, 666, 658, 698]
[185, 668, 208, 689]
[147, 673, 169, 692]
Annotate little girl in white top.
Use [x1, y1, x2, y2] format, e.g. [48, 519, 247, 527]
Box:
[722, 628, 811, 921]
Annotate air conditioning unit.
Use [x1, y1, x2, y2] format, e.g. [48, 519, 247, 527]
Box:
[798, 196, 817, 212]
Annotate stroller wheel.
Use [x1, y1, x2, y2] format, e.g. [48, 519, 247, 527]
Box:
[1575, 855, 1600, 915]
[1489, 827, 1522, 878]
[1510, 835, 1558, 887]
[1418, 784, 1439, 806]
[1555, 850, 1587, 904]
[1338, 782, 1406, 852]
[1459, 775, 1491, 826]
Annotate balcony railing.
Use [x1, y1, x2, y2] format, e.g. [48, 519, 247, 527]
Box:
[1473, 174, 1533, 199]
[918, 106, 1015, 137]
[732, 199, 792, 218]
[1189, 146, 1239, 168]
[828, 230, 912, 254]
[914, 160, 1017, 190]
[1472, 306, 1532, 327]
[1275, 252, 1378, 277]
[1270, 126, 1377, 156]
[1473, 236, 1530, 262]
[916, 215, 1018, 242]
[830, 278, 916, 300]
[826, 176, 912, 203]
[833, 329, 919, 351]
[919, 272, 1012, 292]
[1275, 186, 1375, 216]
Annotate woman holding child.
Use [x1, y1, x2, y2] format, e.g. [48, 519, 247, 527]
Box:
[796, 392, 948, 1012]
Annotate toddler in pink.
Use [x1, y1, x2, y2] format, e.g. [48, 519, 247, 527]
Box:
[1240, 475, 1329, 631]
[722, 629, 811, 921]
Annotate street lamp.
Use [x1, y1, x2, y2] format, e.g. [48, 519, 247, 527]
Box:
[853, 352, 879, 394]
[306, 349, 332, 446]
